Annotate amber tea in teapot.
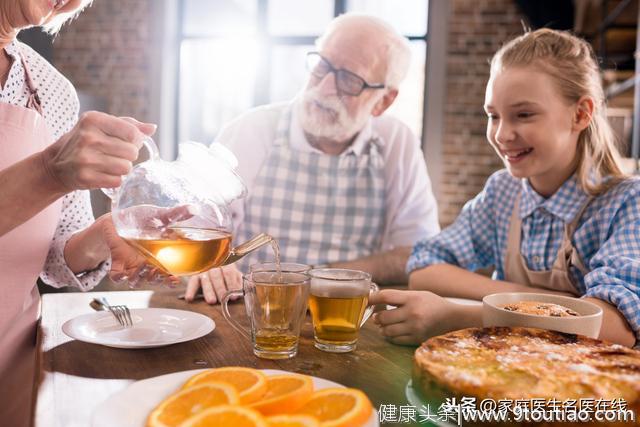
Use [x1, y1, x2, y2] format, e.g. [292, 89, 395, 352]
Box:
[102, 138, 275, 280]
[124, 227, 232, 276]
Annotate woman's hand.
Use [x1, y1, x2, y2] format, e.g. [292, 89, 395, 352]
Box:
[185, 264, 243, 304]
[95, 214, 176, 287]
[368, 289, 482, 345]
[41, 111, 156, 192]
[94, 204, 195, 287]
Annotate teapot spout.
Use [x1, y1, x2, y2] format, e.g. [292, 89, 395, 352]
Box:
[222, 233, 274, 266]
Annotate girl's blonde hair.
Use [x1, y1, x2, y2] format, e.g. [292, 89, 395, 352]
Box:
[490, 28, 628, 195]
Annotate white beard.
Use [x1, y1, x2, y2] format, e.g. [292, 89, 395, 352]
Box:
[296, 88, 372, 142]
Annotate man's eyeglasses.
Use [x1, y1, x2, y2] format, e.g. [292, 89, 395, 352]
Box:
[305, 52, 385, 96]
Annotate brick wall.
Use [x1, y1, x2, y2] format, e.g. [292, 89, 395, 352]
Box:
[438, 0, 525, 225]
[52, 0, 154, 121]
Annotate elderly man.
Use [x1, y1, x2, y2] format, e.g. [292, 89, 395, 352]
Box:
[185, 13, 439, 303]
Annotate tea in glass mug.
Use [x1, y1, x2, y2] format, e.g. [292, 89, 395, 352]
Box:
[222, 263, 311, 359]
[308, 268, 378, 353]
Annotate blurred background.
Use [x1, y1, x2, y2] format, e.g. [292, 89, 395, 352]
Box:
[19, 0, 639, 228]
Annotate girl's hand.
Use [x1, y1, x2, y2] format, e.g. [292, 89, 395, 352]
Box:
[41, 111, 156, 192]
[369, 289, 469, 346]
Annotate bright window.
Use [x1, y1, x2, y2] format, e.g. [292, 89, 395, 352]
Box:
[177, 0, 429, 145]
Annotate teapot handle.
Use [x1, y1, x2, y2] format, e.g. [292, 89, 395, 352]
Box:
[101, 136, 160, 200]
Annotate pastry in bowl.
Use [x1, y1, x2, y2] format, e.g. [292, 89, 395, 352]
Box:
[500, 301, 579, 317]
[483, 292, 603, 338]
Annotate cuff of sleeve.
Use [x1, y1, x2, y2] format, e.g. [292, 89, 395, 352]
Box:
[40, 228, 110, 291]
[406, 252, 446, 275]
[41, 259, 111, 291]
[584, 284, 640, 343]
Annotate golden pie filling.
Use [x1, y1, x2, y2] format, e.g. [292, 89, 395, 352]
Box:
[413, 327, 640, 418]
[500, 301, 579, 317]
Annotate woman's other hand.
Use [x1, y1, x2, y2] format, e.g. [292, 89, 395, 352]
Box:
[97, 213, 182, 288]
[66, 205, 195, 283]
[41, 111, 156, 192]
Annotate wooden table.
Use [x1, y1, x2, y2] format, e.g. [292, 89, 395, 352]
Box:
[35, 289, 417, 427]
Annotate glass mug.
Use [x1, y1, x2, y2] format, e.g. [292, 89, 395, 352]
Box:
[308, 268, 378, 353]
[222, 263, 311, 359]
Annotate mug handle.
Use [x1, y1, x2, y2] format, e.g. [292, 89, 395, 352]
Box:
[221, 290, 251, 341]
[360, 282, 380, 327]
[101, 136, 160, 200]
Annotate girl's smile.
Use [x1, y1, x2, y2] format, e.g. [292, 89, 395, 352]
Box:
[501, 147, 534, 163]
[484, 66, 582, 197]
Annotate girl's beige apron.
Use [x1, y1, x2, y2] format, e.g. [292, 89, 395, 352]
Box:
[504, 191, 591, 295]
[0, 53, 62, 426]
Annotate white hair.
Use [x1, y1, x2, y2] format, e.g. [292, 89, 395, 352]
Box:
[44, 0, 93, 34]
[315, 13, 411, 89]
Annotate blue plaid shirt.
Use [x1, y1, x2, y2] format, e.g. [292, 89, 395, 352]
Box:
[408, 170, 640, 340]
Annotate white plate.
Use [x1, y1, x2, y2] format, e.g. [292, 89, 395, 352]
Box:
[62, 308, 215, 349]
[91, 369, 379, 427]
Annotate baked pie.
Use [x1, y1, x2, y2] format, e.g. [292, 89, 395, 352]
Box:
[413, 327, 640, 424]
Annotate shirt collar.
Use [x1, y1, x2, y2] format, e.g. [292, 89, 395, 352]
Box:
[1, 40, 24, 101]
[289, 98, 373, 156]
[4, 39, 20, 59]
[519, 174, 590, 223]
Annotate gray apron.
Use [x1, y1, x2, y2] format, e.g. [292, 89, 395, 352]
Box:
[236, 105, 386, 270]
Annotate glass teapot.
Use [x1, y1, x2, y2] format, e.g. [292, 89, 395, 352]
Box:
[102, 137, 273, 277]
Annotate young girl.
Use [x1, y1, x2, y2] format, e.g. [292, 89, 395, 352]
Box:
[369, 28, 640, 347]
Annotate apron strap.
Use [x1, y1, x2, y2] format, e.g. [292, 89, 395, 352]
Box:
[273, 104, 293, 148]
[556, 196, 594, 276]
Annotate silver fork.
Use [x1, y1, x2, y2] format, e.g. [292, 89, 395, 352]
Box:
[90, 297, 133, 327]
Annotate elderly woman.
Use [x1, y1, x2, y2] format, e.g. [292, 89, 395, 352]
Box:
[0, 1, 164, 423]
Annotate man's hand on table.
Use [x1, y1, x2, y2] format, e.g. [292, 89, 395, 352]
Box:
[185, 264, 242, 304]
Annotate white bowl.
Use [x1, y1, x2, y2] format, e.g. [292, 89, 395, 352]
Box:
[482, 293, 603, 338]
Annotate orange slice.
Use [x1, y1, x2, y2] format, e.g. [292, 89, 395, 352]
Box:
[146, 382, 239, 427]
[267, 414, 320, 427]
[178, 405, 267, 427]
[249, 374, 314, 416]
[296, 388, 373, 427]
[182, 367, 268, 404]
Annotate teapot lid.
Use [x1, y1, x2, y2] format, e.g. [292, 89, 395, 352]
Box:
[177, 142, 247, 205]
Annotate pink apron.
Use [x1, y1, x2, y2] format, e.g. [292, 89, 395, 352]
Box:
[504, 191, 591, 295]
[0, 52, 62, 426]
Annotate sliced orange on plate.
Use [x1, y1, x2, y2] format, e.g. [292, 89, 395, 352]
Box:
[266, 414, 320, 427]
[146, 382, 239, 427]
[249, 374, 314, 416]
[297, 387, 373, 427]
[178, 404, 267, 427]
[182, 367, 268, 404]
